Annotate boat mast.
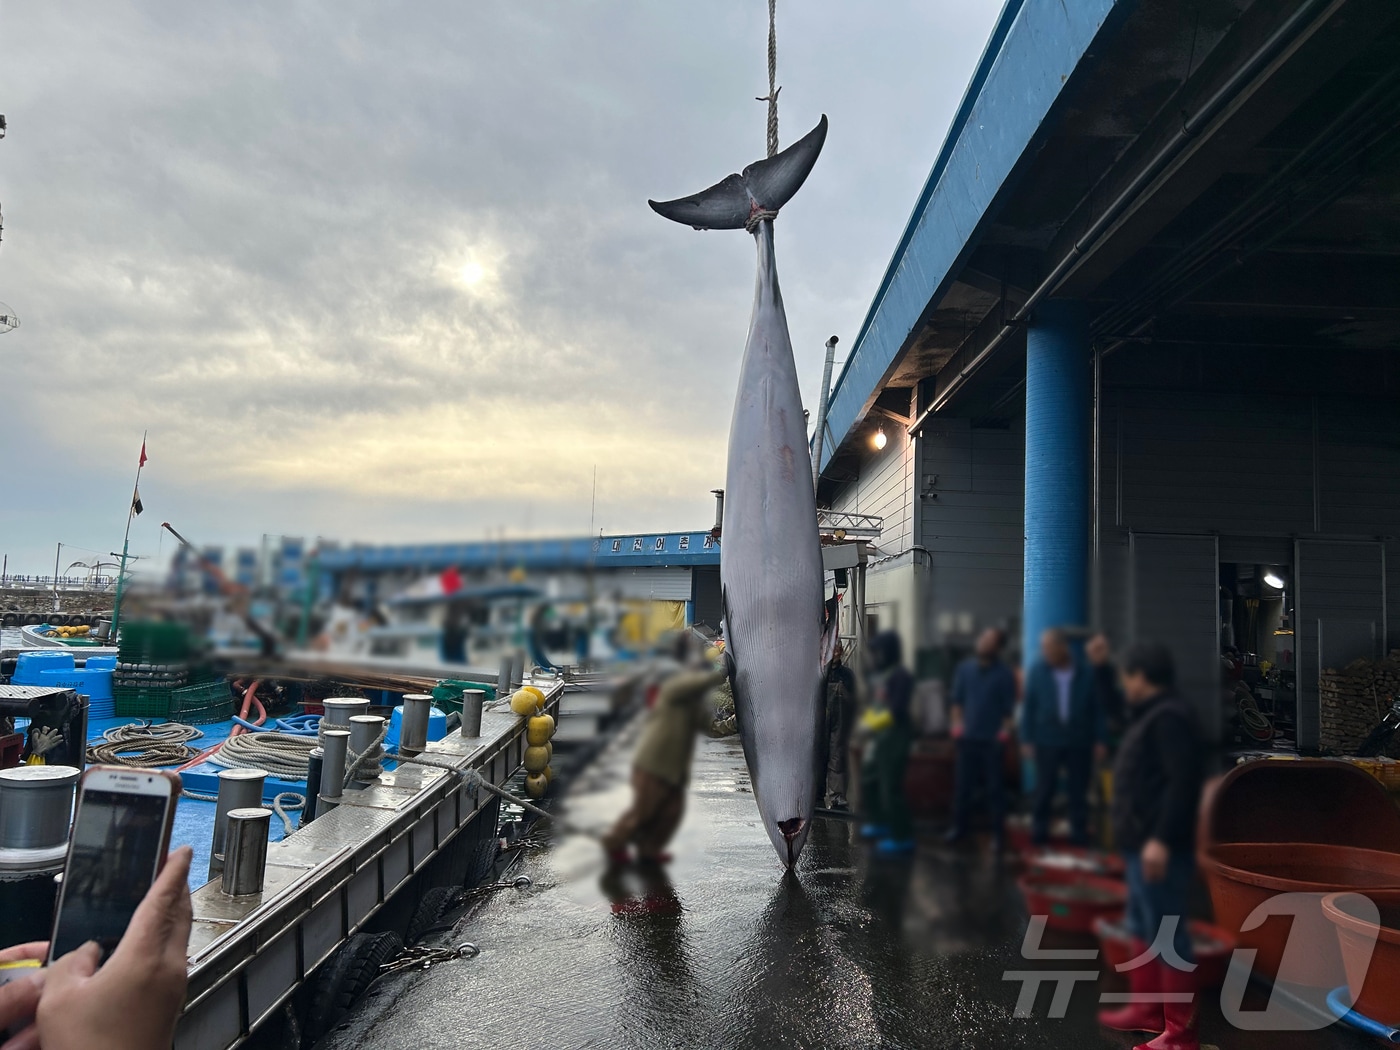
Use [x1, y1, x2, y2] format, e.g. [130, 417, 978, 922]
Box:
[110, 431, 147, 639]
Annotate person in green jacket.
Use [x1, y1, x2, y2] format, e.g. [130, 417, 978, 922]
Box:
[603, 638, 725, 865]
[858, 631, 916, 856]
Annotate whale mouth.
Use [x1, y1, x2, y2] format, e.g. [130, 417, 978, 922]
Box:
[777, 817, 807, 868]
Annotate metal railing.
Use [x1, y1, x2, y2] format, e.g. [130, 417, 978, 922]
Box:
[0, 575, 116, 591]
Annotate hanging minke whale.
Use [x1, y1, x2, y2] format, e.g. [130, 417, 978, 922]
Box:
[649, 115, 830, 868]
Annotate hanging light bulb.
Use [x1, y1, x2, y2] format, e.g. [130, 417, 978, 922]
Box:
[872, 424, 887, 451]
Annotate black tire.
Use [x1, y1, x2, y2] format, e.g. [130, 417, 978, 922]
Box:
[22, 614, 40, 626]
[300, 930, 402, 1047]
[464, 836, 500, 888]
[1, 612, 18, 628]
[407, 886, 457, 944]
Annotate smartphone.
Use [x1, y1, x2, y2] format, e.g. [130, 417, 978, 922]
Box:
[48, 766, 180, 964]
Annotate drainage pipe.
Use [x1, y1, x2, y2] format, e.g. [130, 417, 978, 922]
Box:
[811, 335, 839, 490]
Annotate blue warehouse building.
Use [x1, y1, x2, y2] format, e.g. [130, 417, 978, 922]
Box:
[817, 0, 1400, 751]
[317, 530, 724, 628]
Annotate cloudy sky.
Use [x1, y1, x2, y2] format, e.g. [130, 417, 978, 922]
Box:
[0, 0, 1000, 575]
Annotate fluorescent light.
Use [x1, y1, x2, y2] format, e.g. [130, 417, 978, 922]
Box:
[1263, 571, 1285, 589]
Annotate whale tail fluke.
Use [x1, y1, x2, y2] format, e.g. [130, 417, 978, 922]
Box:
[649, 114, 827, 231]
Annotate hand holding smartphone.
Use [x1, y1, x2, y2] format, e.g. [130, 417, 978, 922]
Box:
[48, 767, 180, 963]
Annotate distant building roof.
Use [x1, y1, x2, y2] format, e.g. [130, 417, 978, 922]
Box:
[317, 531, 721, 573]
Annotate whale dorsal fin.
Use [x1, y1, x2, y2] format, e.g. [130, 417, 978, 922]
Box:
[649, 115, 828, 231]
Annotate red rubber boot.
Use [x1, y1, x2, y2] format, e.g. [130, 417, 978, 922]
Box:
[1098, 944, 1166, 1035]
[1135, 963, 1198, 1050]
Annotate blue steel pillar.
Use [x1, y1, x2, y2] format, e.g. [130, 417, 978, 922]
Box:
[1022, 300, 1090, 667]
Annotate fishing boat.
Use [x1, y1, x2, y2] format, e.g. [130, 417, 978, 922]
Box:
[18, 622, 118, 657]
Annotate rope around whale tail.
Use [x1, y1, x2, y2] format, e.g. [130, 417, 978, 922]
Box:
[758, 0, 779, 158]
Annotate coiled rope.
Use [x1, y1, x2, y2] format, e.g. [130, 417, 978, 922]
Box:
[343, 722, 390, 787]
[1237, 692, 1273, 740]
[210, 731, 318, 780]
[87, 722, 204, 767]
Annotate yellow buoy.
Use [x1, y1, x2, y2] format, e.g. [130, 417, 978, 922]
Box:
[543, 765, 553, 785]
[523, 745, 549, 773]
[525, 772, 547, 799]
[510, 689, 540, 717]
[526, 714, 555, 747]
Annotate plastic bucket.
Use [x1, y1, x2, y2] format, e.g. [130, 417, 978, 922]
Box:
[12, 650, 75, 684]
[1322, 890, 1400, 1026]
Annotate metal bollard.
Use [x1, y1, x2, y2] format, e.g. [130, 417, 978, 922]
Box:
[320, 729, 350, 807]
[399, 694, 432, 757]
[510, 651, 525, 690]
[348, 715, 385, 784]
[497, 654, 513, 697]
[221, 807, 271, 897]
[301, 747, 324, 827]
[321, 697, 370, 739]
[209, 768, 267, 881]
[460, 688, 485, 738]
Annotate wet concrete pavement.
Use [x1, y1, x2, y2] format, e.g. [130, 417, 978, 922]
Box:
[324, 721, 1371, 1050]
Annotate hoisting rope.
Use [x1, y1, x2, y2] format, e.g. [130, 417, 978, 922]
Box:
[757, 0, 779, 158]
[378, 746, 601, 841]
[744, 0, 781, 235]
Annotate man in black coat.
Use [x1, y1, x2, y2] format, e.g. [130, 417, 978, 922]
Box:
[1098, 642, 1204, 1050]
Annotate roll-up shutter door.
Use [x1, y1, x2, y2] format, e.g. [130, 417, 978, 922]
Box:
[611, 568, 694, 601]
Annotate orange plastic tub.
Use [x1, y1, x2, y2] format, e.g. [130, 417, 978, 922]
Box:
[1198, 759, 1400, 988]
[1322, 890, 1400, 1026]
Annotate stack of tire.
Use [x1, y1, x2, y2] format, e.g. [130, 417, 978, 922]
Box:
[509, 686, 555, 798]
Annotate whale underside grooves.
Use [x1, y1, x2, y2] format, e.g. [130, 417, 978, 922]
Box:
[649, 116, 829, 867]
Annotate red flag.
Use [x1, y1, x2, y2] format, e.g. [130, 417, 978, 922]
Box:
[138, 440, 148, 468]
[439, 566, 462, 594]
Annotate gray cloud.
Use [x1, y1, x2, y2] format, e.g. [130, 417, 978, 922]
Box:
[0, 0, 1000, 572]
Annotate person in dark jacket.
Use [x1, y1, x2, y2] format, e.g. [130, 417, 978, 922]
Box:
[945, 627, 1016, 848]
[1020, 627, 1108, 846]
[1087, 631, 1126, 744]
[824, 643, 857, 809]
[440, 603, 469, 664]
[859, 631, 915, 855]
[1098, 642, 1203, 1050]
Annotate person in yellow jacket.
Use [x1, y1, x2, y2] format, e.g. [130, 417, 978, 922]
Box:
[603, 637, 726, 865]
